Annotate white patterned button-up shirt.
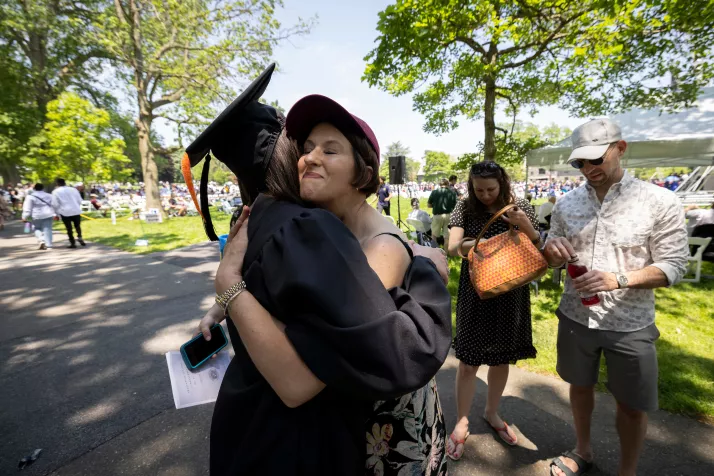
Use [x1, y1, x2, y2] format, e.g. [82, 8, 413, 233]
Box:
[548, 172, 688, 332]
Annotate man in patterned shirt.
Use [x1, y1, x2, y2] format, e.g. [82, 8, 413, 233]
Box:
[543, 119, 688, 476]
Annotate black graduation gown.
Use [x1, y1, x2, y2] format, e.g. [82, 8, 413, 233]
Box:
[210, 195, 452, 476]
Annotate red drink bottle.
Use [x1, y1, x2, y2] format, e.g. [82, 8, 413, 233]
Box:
[566, 255, 601, 306]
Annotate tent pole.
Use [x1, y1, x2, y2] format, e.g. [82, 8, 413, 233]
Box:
[676, 166, 699, 192]
[690, 166, 713, 192]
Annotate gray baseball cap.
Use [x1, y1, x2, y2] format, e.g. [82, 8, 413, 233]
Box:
[568, 118, 622, 163]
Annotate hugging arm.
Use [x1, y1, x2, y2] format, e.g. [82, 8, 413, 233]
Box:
[234, 210, 451, 407]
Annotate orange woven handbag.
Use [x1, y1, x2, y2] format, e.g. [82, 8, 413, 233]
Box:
[458, 203, 547, 300]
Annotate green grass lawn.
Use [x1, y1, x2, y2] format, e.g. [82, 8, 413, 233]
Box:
[65, 205, 714, 421]
[446, 258, 714, 422]
[56, 207, 232, 254]
[524, 263, 714, 422]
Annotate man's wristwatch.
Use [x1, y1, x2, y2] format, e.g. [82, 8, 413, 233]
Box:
[615, 273, 629, 289]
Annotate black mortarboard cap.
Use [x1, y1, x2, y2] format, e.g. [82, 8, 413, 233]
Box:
[181, 63, 283, 241]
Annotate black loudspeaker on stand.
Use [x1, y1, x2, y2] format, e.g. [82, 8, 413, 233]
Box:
[388, 156, 405, 185]
[388, 156, 409, 231]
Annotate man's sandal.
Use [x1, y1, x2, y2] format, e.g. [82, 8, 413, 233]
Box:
[446, 431, 470, 461]
[549, 451, 593, 476]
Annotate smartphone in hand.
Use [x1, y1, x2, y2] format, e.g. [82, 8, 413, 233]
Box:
[180, 324, 228, 370]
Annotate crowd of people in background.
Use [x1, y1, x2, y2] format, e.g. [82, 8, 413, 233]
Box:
[0, 180, 244, 223]
[1, 170, 690, 228]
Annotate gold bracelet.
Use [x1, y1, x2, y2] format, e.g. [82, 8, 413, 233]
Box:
[215, 281, 247, 313]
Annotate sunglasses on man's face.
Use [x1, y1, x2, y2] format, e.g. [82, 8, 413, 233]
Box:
[571, 147, 613, 169]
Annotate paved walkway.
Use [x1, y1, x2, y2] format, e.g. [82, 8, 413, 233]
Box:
[1, 221, 712, 476]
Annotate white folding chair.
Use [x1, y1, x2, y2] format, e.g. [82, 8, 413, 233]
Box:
[682, 237, 713, 283]
[384, 215, 396, 225]
[407, 218, 430, 245]
[80, 200, 93, 213]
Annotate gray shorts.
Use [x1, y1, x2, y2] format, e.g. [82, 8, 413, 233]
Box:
[556, 316, 660, 412]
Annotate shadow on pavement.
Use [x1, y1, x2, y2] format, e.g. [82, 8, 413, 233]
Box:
[2, 222, 712, 476]
[0, 229, 215, 476]
[435, 363, 714, 476]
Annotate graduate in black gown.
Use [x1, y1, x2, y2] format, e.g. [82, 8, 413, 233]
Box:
[182, 64, 451, 476]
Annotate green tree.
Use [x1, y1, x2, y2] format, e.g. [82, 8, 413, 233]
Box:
[98, 0, 313, 214]
[453, 122, 571, 181]
[364, 0, 714, 162]
[208, 160, 234, 185]
[631, 167, 691, 181]
[0, 0, 110, 183]
[405, 157, 420, 182]
[422, 150, 453, 182]
[26, 92, 129, 184]
[0, 45, 38, 184]
[0, 0, 108, 114]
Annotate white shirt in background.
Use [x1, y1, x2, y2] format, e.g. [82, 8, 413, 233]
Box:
[538, 200, 555, 225]
[52, 186, 82, 216]
[408, 209, 432, 232]
[686, 208, 714, 236]
[22, 191, 56, 220]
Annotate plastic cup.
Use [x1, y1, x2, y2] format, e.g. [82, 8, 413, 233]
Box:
[218, 234, 229, 259]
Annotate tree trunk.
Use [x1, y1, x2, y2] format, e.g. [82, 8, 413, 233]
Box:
[27, 29, 51, 116]
[483, 76, 497, 162]
[136, 115, 164, 217]
[1, 162, 21, 186]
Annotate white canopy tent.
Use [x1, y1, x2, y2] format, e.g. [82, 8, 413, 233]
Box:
[527, 87, 714, 171]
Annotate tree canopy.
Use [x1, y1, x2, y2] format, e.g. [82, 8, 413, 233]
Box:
[25, 92, 129, 184]
[422, 150, 454, 182]
[0, 0, 313, 197]
[96, 0, 312, 213]
[364, 0, 714, 162]
[0, 0, 110, 184]
[453, 121, 572, 181]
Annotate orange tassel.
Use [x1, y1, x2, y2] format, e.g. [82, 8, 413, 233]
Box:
[181, 152, 204, 221]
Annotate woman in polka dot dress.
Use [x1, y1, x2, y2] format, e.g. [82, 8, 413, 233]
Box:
[445, 161, 541, 460]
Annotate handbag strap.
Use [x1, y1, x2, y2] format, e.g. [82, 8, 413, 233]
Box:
[456, 203, 517, 259]
[474, 203, 517, 244]
[34, 194, 53, 208]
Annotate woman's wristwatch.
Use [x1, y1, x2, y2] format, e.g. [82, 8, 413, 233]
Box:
[216, 281, 247, 313]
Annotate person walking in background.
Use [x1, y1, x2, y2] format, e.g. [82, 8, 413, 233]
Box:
[544, 119, 688, 476]
[449, 174, 463, 198]
[428, 179, 457, 247]
[22, 183, 56, 250]
[376, 176, 392, 216]
[0, 192, 11, 231]
[445, 161, 541, 460]
[52, 178, 85, 248]
[75, 182, 86, 199]
[7, 185, 21, 215]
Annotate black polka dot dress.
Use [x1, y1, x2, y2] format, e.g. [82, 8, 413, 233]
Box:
[448, 197, 538, 367]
